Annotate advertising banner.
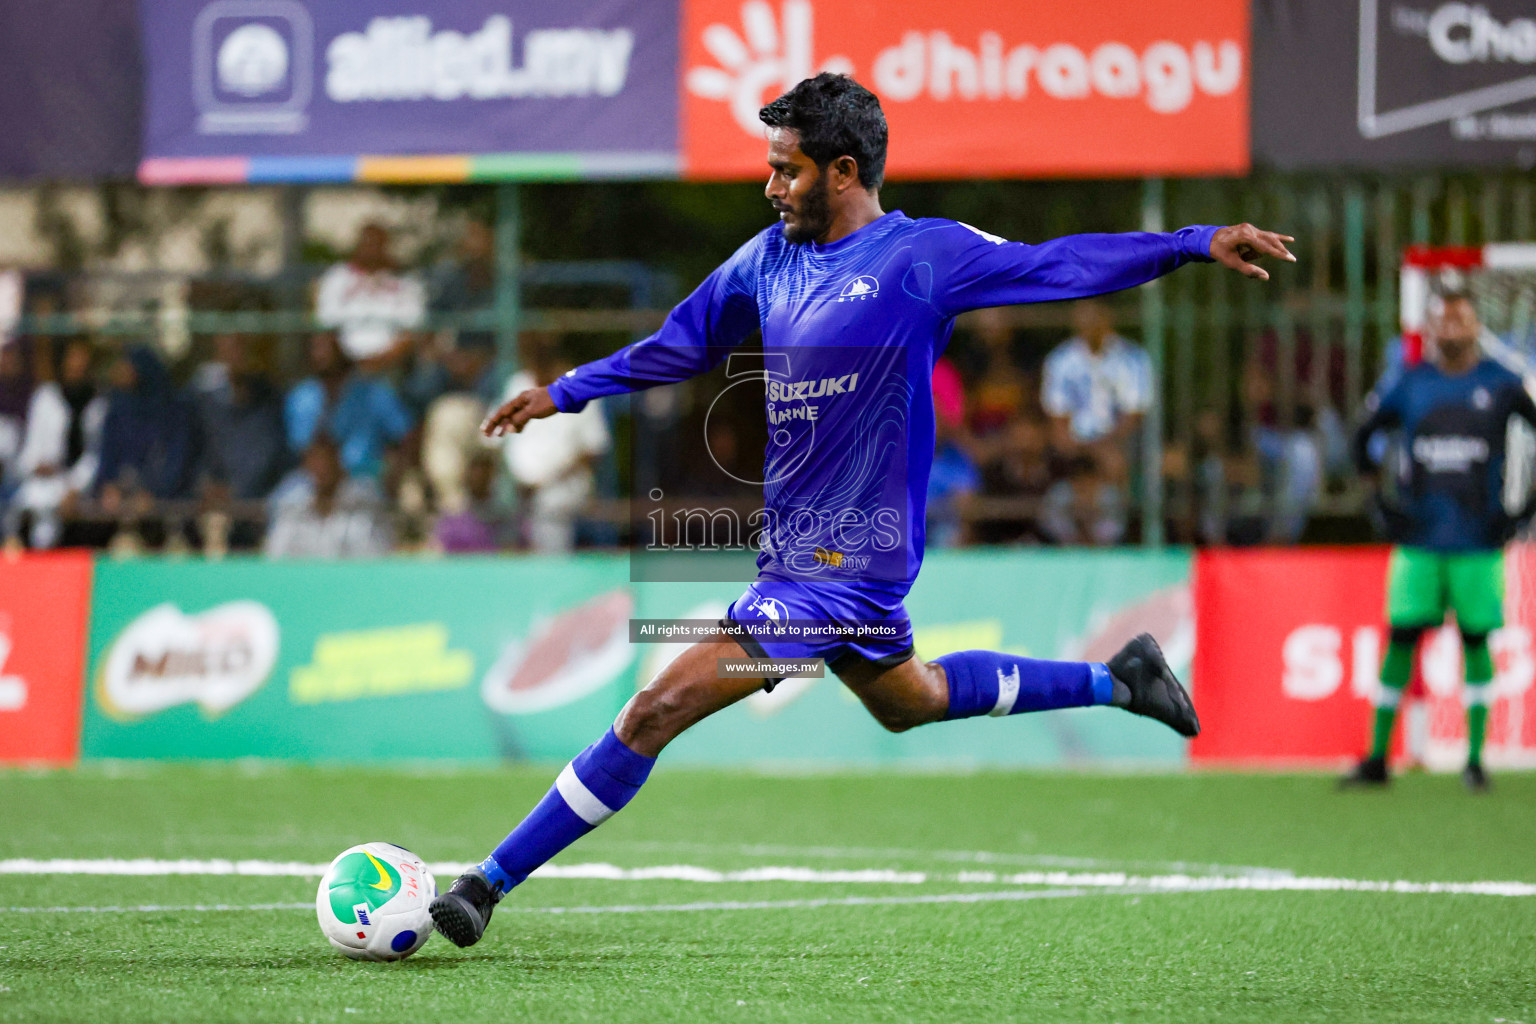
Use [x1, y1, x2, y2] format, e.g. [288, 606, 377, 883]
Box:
[80, 549, 1192, 766]
[82, 557, 634, 762]
[1253, 0, 1536, 169]
[682, 0, 1250, 179]
[0, 553, 94, 765]
[1190, 546, 1536, 769]
[139, 0, 679, 183]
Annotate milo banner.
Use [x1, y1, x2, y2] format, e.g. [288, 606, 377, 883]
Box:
[82, 557, 633, 762]
[80, 549, 1191, 766]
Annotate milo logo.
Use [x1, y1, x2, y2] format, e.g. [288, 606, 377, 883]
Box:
[326, 849, 401, 923]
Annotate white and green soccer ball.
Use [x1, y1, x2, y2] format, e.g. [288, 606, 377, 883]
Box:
[315, 843, 436, 961]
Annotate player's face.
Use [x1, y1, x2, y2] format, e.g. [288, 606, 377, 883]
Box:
[1431, 297, 1479, 363]
[765, 129, 831, 244]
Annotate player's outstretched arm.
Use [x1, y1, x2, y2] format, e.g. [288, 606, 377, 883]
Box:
[482, 386, 557, 438]
[1209, 223, 1297, 281]
[931, 220, 1296, 315]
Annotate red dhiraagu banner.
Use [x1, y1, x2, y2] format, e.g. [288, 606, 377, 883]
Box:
[1191, 546, 1536, 771]
[681, 0, 1250, 180]
[0, 552, 94, 764]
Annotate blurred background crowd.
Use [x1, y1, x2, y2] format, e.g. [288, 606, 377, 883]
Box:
[0, 173, 1523, 559]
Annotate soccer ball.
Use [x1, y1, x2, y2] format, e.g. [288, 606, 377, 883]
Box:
[315, 842, 436, 961]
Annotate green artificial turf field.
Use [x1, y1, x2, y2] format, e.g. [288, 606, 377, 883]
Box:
[0, 765, 1532, 1023]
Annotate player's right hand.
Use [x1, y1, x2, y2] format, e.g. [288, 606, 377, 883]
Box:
[482, 387, 558, 437]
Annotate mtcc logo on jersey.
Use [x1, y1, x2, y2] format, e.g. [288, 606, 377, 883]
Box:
[1473, 386, 1492, 410]
[750, 596, 788, 623]
[838, 275, 880, 301]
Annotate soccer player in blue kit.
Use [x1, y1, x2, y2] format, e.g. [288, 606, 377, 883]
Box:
[430, 74, 1296, 946]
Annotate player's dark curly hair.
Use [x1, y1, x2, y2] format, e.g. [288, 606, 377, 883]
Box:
[759, 74, 887, 191]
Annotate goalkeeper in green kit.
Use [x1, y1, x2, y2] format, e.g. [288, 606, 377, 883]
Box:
[1345, 290, 1536, 792]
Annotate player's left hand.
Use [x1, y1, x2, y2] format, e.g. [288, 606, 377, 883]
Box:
[1210, 224, 1297, 281]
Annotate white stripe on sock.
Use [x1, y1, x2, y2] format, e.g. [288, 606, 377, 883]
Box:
[1375, 683, 1403, 709]
[1463, 684, 1492, 707]
[988, 665, 1021, 717]
[555, 763, 615, 826]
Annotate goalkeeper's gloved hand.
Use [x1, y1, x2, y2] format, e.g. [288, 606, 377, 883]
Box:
[1368, 491, 1413, 544]
[1498, 494, 1536, 544]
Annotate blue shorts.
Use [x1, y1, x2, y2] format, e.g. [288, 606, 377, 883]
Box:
[721, 578, 917, 689]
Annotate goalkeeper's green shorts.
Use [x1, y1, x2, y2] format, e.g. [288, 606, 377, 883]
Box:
[1385, 546, 1505, 634]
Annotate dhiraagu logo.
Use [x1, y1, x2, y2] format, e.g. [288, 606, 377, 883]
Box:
[326, 849, 401, 923]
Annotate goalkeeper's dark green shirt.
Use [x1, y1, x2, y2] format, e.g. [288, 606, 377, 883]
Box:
[1355, 358, 1536, 551]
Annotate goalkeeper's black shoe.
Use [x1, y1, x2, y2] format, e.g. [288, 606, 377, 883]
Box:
[429, 867, 502, 948]
[1462, 762, 1491, 793]
[1339, 754, 1390, 788]
[1107, 633, 1200, 738]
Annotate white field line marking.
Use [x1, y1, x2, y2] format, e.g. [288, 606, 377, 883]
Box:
[1, 902, 313, 914]
[521, 887, 1100, 914]
[0, 890, 1100, 915]
[603, 841, 1294, 878]
[0, 859, 1533, 897]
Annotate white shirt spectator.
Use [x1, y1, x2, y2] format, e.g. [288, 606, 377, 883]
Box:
[1041, 333, 1152, 443]
[264, 478, 392, 558]
[499, 370, 610, 552]
[9, 383, 107, 547]
[315, 262, 426, 361]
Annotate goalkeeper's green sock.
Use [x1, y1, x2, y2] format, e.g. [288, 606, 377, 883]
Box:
[1464, 635, 1494, 767]
[1466, 704, 1489, 766]
[1369, 637, 1415, 759]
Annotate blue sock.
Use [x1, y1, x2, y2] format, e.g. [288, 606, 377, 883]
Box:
[936, 649, 1115, 719]
[479, 727, 655, 893]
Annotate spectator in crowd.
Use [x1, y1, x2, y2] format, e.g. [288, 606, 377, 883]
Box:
[433, 451, 511, 553]
[430, 219, 497, 354]
[265, 437, 391, 558]
[973, 414, 1053, 545]
[7, 338, 106, 548]
[195, 333, 289, 502]
[0, 339, 32, 496]
[499, 336, 610, 553]
[420, 342, 498, 513]
[95, 344, 198, 509]
[926, 355, 980, 548]
[1040, 299, 1150, 545]
[284, 332, 413, 483]
[315, 223, 425, 368]
[962, 306, 1032, 436]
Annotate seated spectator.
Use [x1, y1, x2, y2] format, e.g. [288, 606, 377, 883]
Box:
[265, 438, 391, 558]
[433, 451, 511, 553]
[974, 414, 1053, 545]
[0, 338, 32, 498]
[95, 344, 198, 509]
[8, 338, 106, 548]
[1040, 300, 1150, 545]
[429, 219, 496, 354]
[1040, 452, 1128, 547]
[416, 343, 498, 512]
[961, 306, 1032, 435]
[1243, 307, 1349, 542]
[499, 336, 609, 553]
[195, 333, 289, 502]
[925, 356, 980, 548]
[284, 332, 413, 483]
[315, 223, 424, 368]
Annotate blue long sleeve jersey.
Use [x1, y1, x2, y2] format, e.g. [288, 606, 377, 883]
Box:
[549, 212, 1219, 591]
